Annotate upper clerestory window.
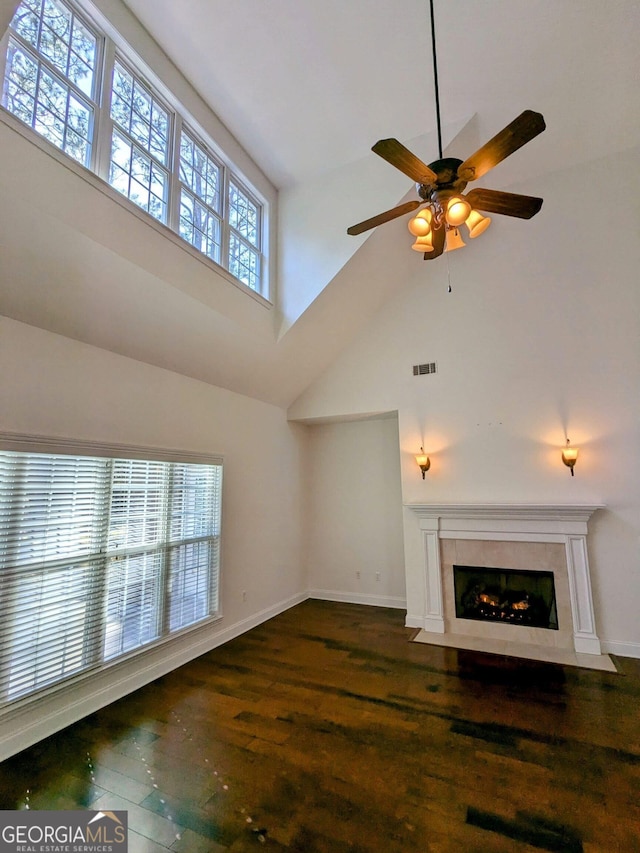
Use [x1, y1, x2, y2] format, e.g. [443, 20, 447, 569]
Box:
[3, 0, 98, 167]
[1, 0, 267, 298]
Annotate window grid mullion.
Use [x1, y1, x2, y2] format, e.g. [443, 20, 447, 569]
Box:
[8, 27, 99, 115]
[108, 54, 173, 223]
[82, 458, 112, 666]
[220, 164, 230, 274]
[157, 464, 173, 639]
[167, 112, 182, 233]
[93, 34, 115, 180]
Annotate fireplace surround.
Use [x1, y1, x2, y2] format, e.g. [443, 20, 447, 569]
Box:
[405, 503, 613, 669]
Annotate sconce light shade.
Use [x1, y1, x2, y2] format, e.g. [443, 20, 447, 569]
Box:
[562, 439, 579, 476]
[415, 447, 431, 479]
[444, 227, 465, 252]
[465, 209, 492, 238]
[445, 196, 471, 227]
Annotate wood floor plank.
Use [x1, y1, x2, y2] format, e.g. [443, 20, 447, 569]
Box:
[0, 599, 639, 851]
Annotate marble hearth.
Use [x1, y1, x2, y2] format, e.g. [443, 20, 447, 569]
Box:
[405, 504, 615, 671]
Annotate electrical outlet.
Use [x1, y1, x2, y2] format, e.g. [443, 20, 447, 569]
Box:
[376, 572, 381, 582]
[242, 590, 247, 602]
[356, 571, 361, 580]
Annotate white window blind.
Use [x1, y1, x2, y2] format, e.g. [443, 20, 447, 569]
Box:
[0, 450, 222, 709]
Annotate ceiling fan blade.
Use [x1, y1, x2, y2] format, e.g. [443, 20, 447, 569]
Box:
[346, 200, 422, 236]
[372, 139, 438, 185]
[424, 223, 445, 260]
[465, 187, 543, 219]
[457, 110, 546, 182]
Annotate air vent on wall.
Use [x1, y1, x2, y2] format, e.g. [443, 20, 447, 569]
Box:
[413, 362, 437, 376]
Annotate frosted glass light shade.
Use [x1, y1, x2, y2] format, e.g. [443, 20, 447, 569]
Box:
[444, 227, 465, 252]
[408, 216, 431, 237]
[408, 208, 433, 237]
[446, 196, 471, 227]
[415, 448, 431, 478]
[411, 233, 434, 252]
[465, 209, 492, 238]
[562, 442, 579, 475]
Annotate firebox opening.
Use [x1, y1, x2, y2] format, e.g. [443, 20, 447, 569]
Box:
[453, 565, 558, 630]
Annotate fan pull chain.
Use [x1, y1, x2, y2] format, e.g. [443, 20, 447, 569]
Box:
[446, 252, 452, 292]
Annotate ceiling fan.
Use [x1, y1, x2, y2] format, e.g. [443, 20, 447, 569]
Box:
[347, 2, 545, 259]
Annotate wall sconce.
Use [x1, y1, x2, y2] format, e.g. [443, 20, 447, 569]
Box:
[415, 447, 431, 479]
[562, 439, 579, 476]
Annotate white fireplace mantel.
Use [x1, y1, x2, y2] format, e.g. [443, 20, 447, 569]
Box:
[406, 502, 603, 529]
[405, 503, 604, 656]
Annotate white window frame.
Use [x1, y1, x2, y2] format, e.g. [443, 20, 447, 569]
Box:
[105, 53, 174, 224]
[176, 122, 224, 265]
[0, 0, 268, 299]
[227, 174, 263, 293]
[1, 0, 103, 169]
[0, 435, 223, 713]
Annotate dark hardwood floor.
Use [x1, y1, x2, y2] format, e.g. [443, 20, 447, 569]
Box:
[0, 600, 639, 852]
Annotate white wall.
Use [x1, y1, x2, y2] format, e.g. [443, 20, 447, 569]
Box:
[289, 147, 640, 657]
[0, 317, 309, 757]
[0, 1, 18, 37]
[306, 416, 406, 608]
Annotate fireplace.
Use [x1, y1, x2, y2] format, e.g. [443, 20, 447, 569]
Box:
[453, 565, 558, 630]
[404, 503, 612, 668]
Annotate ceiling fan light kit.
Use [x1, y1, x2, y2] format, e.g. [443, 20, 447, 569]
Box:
[444, 227, 465, 253]
[408, 208, 433, 237]
[465, 209, 492, 239]
[347, 0, 545, 261]
[412, 234, 435, 253]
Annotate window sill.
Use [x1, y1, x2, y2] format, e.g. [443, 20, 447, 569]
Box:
[0, 106, 273, 309]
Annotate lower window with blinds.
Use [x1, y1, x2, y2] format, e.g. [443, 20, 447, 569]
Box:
[0, 450, 223, 709]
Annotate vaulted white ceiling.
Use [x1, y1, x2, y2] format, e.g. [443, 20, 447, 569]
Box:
[120, 0, 639, 190]
[1, 0, 639, 410]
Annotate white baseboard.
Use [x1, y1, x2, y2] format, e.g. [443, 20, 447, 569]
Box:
[601, 639, 640, 659]
[0, 591, 307, 762]
[404, 616, 446, 633]
[308, 589, 406, 609]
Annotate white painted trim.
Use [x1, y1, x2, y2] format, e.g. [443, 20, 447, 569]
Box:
[0, 591, 306, 762]
[423, 530, 444, 625]
[406, 502, 604, 656]
[308, 590, 406, 609]
[565, 534, 600, 652]
[601, 640, 640, 659]
[438, 531, 569, 543]
[406, 504, 604, 524]
[574, 636, 603, 655]
[0, 430, 223, 465]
